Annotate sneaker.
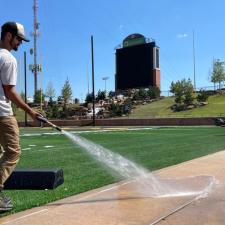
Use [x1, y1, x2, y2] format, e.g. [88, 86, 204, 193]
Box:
[0, 192, 13, 211]
[0, 191, 11, 203]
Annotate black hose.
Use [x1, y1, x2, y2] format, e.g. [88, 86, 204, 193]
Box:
[36, 116, 62, 132]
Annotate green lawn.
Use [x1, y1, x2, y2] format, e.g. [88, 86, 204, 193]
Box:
[2, 126, 225, 216]
[130, 94, 225, 118]
[130, 97, 174, 118]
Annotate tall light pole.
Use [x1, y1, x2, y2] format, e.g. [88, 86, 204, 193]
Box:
[192, 30, 196, 90]
[24, 52, 28, 126]
[91, 35, 95, 126]
[102, 76, 109, 93]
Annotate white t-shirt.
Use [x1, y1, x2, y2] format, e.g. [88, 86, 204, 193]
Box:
[0, 48, 17, 117]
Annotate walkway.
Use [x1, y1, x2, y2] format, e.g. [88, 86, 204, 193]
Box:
[1, 151, 225, 225]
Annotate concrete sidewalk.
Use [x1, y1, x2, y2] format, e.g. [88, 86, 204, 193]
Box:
[1, 151, 225, 225]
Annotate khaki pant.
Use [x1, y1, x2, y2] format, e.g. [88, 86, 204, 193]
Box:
[0, 116, 21, 189]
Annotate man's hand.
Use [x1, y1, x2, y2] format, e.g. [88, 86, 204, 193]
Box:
[29, 110, 44, 121]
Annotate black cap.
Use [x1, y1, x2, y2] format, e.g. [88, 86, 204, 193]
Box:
[1, 21, 30, 42]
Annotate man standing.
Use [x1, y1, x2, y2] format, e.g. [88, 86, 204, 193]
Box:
[0, 21, 42, 211]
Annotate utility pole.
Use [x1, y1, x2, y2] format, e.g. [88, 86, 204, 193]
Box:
[30, 0, 41, 95]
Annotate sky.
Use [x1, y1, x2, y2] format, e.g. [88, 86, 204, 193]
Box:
[1, 0, 225, 101]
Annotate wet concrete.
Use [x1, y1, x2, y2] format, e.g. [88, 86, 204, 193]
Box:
[1, 150, 225, 225]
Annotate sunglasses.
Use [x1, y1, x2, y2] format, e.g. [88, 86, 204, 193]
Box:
[15, 36, 23, 42]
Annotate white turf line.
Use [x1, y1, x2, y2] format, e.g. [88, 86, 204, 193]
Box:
[21, 146, 70, 152]
[19, 127, 155, 137]
[20, 126, 208, 137]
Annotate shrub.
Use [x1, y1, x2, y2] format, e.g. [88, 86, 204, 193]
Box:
[110, 104, 123, 117]
[147, 86, 161, 99]
[196, 89, 209, 102]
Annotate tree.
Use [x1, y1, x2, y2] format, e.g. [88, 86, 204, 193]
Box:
[108, 91, 115, 98]
[196, 89, 209, 103]
[170, 78, 194, 108]
[57, 96, 63, 105]
[96, 90, 106, 101]
[61, 78, 73, 107]
[210, 59, 225, 90]
[147, 86, 161, 99]
[170, 80, 184, 104]
[110, 103, 123, 117]
[45, 82, 56, 107]
[45, 81, 55, 100]
[138, 88, 148, 100]
[74, 98, 80, 104]
[85, 92, 93, 104]
[33, 89, 45, 104]
[183, 79, 194, 105]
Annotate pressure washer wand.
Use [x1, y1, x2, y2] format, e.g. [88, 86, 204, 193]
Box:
[37, 116, 62, 132]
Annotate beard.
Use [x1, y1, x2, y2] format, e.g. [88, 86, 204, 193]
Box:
[9, 36, 19, 51]
[13, 46, 18, 51]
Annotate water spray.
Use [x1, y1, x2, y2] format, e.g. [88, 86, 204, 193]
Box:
[37, 116, 215, 199]
[37, 116, 62, 132]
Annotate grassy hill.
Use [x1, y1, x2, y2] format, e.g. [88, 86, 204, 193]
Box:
[129, 94, 225, 118]
[14, 94, 225, 121]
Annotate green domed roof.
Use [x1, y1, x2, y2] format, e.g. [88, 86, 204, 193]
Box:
[123, 33, 146, 47]
[123, 33, 145, 41]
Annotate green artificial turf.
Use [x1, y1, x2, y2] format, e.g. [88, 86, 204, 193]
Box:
[2, 126, 225, 215]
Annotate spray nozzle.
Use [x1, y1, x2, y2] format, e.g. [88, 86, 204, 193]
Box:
[54, 126, 62, 132]
[36, 116, 62, 132]
[37, 116, 48, 123]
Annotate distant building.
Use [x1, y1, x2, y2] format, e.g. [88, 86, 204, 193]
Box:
[115, 33, 160, 91]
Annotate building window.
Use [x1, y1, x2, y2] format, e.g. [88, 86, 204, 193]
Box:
[153, 47, 160, 69]
[156, 48, 159, 69]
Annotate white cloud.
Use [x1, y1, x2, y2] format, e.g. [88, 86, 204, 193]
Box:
[177, 33, 188, 38]
[118, 24, 124, 30]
